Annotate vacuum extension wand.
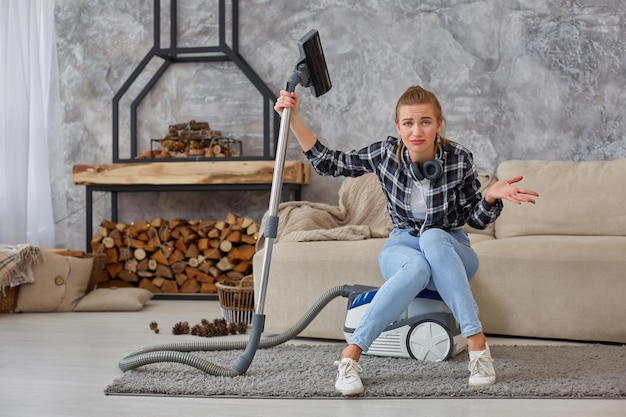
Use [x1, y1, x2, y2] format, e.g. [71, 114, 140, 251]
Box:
[231, 91, 292, 374]
[118, 29, 332, 376]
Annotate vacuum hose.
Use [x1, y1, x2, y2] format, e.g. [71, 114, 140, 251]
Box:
[118, 285, 346, 376]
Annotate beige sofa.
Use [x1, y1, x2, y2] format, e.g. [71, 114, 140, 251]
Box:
[253, 159, 626, 344]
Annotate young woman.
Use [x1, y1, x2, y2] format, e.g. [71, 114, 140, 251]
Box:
[274, 85, 538, 396]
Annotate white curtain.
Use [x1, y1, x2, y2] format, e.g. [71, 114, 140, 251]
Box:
[0, 0, 56, 247]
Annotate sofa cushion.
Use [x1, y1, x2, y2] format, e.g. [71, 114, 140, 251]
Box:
[470, 235, 626, 343]
[495, 159, 626, 238]
[468, 233, 495, 245]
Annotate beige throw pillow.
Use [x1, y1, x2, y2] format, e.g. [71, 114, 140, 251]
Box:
[15, 251, 93, 312]
[74, 288, 153, 312]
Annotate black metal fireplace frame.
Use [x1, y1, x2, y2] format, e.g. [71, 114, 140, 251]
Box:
[111, 0, 279, 163]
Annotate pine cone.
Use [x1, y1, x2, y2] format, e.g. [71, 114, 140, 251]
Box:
[201, 325, 215, 337]
[214, 318, 227, 331]
[190, 324, 202, 336]
[149, 321, 160, 333]
[172, 321, 190, 335]
[236, 322, 248, 334]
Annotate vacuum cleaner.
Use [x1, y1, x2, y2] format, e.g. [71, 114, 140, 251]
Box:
[343, 285, 466, 362]
[117, 30, 464, 377]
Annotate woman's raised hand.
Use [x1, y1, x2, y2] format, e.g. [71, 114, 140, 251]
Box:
[486, 176, 539, 205]
[274, 90, 299, 116]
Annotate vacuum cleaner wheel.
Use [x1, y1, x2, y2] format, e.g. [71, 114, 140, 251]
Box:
[406, 320, 453, 362]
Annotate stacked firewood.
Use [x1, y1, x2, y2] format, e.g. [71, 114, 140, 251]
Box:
[137, 119, 239, 159]
[90, 212, 259, 294]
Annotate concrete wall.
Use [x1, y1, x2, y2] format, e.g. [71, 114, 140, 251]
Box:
[52, 0, 625, 250]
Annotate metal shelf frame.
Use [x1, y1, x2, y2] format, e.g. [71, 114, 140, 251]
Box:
[112, 0, 279, 163]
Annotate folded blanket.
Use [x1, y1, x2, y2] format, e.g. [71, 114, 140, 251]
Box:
[257, 173, 392, 250]
[0, 244, 42, 293]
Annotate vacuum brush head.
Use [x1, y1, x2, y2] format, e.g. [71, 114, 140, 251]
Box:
[289, 29, 332, 96]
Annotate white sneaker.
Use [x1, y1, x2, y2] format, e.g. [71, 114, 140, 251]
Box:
[334, 358, 364, 396]
[468, 343, 496, 387]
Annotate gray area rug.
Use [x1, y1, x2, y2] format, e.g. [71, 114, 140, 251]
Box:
[105, 344, 626, 399]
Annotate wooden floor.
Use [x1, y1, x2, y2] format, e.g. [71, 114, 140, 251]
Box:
[1, 299, 623, 417]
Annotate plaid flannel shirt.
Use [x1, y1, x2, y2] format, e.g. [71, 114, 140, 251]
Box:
[304, 136, 503, 236]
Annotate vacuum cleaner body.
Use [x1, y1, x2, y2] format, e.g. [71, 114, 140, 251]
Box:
[343, 286, 467, 362]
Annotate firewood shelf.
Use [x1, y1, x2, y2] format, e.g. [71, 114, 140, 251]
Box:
[72, 160, 310, 254]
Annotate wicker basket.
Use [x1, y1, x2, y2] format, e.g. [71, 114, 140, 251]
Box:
[215, 275, 254, 325]
[0, 286, 19, 313]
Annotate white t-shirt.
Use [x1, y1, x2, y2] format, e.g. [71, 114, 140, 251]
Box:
[410, 179, 430, 220]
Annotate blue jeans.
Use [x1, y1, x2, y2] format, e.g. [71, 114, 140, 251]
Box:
[348, 228, 482, 352]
